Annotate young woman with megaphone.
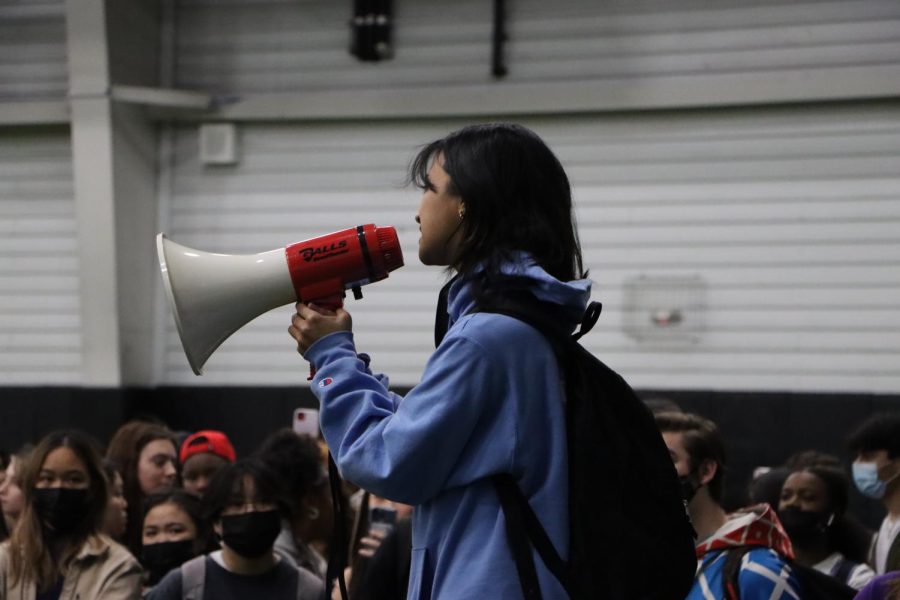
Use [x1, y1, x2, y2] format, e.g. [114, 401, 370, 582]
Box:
[288, 123, 590, 600]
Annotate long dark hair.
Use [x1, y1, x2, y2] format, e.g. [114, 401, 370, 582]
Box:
[105, 419, 177, 555]
[10, 430, 108, 591]
[409, 123, 585, 283]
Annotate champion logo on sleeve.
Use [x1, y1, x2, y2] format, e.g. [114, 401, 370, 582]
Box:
[318, 377, 334, 388]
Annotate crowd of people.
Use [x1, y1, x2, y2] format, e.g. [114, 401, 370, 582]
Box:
[0, 420, 411, 599]
[652, 408, 900, 600]
[0, 408, 895, 599]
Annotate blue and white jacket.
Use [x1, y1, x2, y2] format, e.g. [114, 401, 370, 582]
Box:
[306, 255, 591, 599]
[689, 505, 802, 600]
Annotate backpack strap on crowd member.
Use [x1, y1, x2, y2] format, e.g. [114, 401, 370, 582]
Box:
[830, 556, 856, 586]
[720, 547, 752, 600]
[180, 555, 207, 600]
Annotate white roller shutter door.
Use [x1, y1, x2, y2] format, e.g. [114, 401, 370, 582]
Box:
[0, 0, 67, 100]
[0, 128, 82, 384]
[158, 104, 900, 393]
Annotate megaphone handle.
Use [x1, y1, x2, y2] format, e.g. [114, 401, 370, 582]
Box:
[303, 294, 345, 382]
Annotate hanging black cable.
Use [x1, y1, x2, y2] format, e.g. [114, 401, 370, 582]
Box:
[492, 0, 508, 77]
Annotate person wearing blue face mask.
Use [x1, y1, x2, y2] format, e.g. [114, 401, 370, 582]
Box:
[847, 413, 900, 575]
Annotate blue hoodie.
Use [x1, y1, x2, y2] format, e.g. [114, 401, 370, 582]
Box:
[306, 254, 591, 600]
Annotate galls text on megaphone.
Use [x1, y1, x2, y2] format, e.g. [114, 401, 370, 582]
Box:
[157, 224, 403, 375]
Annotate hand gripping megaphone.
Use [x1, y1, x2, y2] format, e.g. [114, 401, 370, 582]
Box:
[156, 224, 403, 375]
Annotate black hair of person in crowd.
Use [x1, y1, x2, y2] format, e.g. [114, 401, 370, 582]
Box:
[106, 420, 179, 557]
[147, 458, 321, 600]
[0, 430, 141, 597]
[639, 395, 683, 416]
[782, 450, 874, 564]
[256, 428, 331, 579]
[141, 490, 212, 588]
[101, 458, 129, 543]
[748, 466, 791, 508]
[847, 413, 900, 576]
[778, 460, 876, 590]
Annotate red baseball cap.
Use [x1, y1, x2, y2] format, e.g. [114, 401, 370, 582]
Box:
[179, 430, 236, 465]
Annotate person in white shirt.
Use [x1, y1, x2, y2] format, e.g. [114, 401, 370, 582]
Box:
[847, 413, 900, 574]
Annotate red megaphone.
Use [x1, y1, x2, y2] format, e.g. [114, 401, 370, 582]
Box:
[157, 224, 404, 375]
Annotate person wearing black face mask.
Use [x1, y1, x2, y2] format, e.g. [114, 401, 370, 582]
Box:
[147, 459, 321, 600]
[656, 411, 802, 600]
[778, 465, 876, 591]
[0, 430, 142, 599]
[140, 491, 211, 591]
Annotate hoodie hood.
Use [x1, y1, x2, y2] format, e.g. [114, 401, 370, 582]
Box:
[695, 503, 794, 560]
[446, 252, 592, 329]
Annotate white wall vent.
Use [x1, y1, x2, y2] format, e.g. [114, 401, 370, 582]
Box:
[199, 123, 239, 166]
[622, 275, 707, 345]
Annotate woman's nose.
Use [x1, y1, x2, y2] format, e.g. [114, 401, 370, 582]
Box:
[415, 215, 420, 224]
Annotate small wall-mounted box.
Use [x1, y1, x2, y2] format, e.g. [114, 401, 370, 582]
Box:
[199, 123, 239, 166]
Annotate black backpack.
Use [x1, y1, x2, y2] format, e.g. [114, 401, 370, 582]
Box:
[436, 276, 698, 600]
[715, 546, 856, 600]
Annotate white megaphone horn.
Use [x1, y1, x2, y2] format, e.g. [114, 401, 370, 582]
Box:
[156, 224, 403, 375]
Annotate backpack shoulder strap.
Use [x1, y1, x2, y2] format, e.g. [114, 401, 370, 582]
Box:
[721, 546, 754, 600]
[572, 301, 602, 341]
[829, 557, 856, 586]
[294, 565, 325, 600]
[491, 473, 571, 600]
[180, 555, 207, 600]
[888, 530, 900, 572]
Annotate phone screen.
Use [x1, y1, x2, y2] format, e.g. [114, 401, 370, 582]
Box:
[292, 408, 320, 437]
[369, 506, 397, 534]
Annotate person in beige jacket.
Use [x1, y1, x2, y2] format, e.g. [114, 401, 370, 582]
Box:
[0, 430, 142, 600]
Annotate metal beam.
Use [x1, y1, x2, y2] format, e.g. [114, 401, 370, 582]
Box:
[0, 101, 69, 125]
[66, 0, 122, 385]
[110, 84, 212, 110]
[150, 63, 900, 123]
